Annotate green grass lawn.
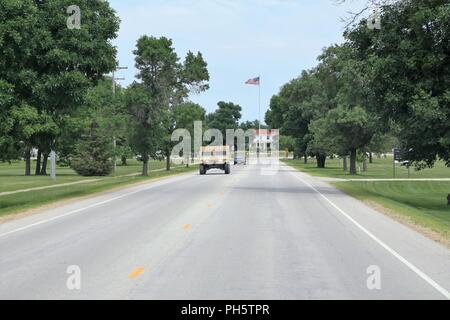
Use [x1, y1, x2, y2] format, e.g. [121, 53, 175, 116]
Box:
[285, 157, 450, 244]
[0, 159, 168, 193]
[284, 157, 450, 179]
[0, 159, 196, 218]
[333, 181, 450, 242]
[0, 165, 196, 218]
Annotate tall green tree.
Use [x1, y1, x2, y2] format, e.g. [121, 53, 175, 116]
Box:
[133, 36, 209, 171]
[0, 80, 19, 162]
[206, 101, 242, 135]
[0, 0, 38, 170]
[267, 43, 383, 173]
[239, 120, 268, 131]
[174, 102, 206, 135]
[310, 106, 376, 174]
[126, 83, 164, 176]
[310, 45, 381, 174]
[10, 104, 58, 176]
[0, 0, 120, 175]
[84, 78, 129, 169]
[266, 70, 330, 167]
[174, 102, 206, 163]
[346, 0, 450, 168]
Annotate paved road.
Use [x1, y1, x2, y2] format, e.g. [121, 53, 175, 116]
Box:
[0, 164, 449, 299]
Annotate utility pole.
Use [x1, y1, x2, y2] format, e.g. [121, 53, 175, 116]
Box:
[112, 67, 127, 94]
[111, 66, 128, 173]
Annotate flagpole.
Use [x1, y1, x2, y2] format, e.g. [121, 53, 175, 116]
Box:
[245, 75, 262, 156]
[258, 74, 261, 134]
[258, 75, 261, 159]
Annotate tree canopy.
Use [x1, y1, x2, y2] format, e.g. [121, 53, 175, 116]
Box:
[132, 36, 210, 173]
[266, 0, 449, 173]
[0, 0, 120, 175]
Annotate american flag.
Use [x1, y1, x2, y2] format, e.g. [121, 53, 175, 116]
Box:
[245, 77, 260, 85]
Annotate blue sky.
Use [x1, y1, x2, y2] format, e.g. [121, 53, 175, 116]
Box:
[108, 0, 366, 122]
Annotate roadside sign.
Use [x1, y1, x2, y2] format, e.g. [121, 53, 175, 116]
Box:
[393, 148, 403, 162]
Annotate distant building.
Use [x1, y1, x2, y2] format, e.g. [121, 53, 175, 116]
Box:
[253, 129, 278, 151]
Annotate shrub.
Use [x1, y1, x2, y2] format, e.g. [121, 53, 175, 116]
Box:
[70, 122, 113, 176]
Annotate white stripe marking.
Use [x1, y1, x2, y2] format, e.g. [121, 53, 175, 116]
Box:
[288, 168, 450, 300]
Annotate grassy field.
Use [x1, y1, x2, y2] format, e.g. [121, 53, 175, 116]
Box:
[0, 159, 167, 193]
[285, 157, 450, 245]
[284, 157, 450, 179]
[334, 181, 450, 242]
[0, 160, 195, 218]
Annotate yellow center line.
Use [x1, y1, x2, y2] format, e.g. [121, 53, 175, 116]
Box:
[128, 267, 145, 279]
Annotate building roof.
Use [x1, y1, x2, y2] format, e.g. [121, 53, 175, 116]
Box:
[256, 129, 279, 136]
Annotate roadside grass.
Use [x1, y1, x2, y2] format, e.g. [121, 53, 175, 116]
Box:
[0, 159, 167, 193]
[285, 157, 450, 244]
[333, 181, 450, 243]
[111, 159, 167, 176]
[0, 165, 196, 218]
[284, 157, 450, 179]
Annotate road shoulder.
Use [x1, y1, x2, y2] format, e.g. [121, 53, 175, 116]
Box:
[283, 164, 450, 298]
[285, 162, 450, 248]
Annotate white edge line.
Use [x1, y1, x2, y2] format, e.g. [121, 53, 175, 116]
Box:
[287, 167, 450, 300]
[0, 173, 193, 239]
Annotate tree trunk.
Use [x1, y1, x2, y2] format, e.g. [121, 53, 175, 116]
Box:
[343, 156, 348, 172]
[35, 149, 42, 176]
[25, 148, 31, 176]
[304, 155, 308, 164]
[363, 154, 368, 172]
[166, 150, 171, 171]
[142, 157, 149, 176]
[369, 152, 373, 164]
[121, 156, 127, 166]
[349, 148, 357, 175]
[316, 153, 326, 168]
[40, 153, 48, 175]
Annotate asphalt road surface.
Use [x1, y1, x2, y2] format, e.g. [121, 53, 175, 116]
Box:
[0, 163, 449, 300]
